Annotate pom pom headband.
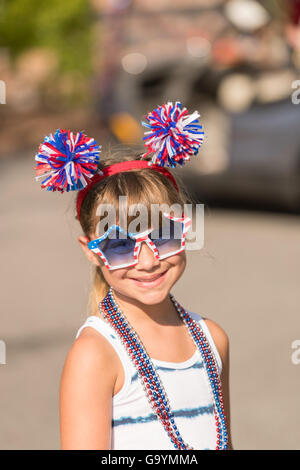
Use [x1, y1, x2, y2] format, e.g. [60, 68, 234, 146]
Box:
[34, 101, 204, 221]
[75, 160, 180, 222]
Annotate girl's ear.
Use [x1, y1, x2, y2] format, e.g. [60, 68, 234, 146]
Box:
[77, 236, 101, 267]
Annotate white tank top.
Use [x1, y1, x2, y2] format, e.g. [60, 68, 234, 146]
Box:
[75, 311, 223, 450]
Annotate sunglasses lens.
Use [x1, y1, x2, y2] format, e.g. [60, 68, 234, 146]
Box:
[150, 219, 183, 258]
[98, 230, 136, 268]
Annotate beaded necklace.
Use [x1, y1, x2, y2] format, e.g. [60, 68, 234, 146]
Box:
[99, 287, 228, 450]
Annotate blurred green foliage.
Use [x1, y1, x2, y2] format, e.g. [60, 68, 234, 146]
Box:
[0, 0, 95, 76]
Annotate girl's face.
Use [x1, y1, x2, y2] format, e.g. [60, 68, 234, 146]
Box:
[100, 242, 186, 305]
[80, 232, 186, 306]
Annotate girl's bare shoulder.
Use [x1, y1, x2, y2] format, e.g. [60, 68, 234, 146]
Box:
[61, 326, 119, 390]
[199, 316, 229, 365]
[60, 326, 116, 449]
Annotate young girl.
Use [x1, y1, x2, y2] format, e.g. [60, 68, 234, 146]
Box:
[35, 102, 232, 450]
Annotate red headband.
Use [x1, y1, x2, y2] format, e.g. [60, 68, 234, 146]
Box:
[76, 160, 179, 222]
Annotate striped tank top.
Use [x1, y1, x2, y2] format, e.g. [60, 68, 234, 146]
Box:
[75, 311, 223, 450]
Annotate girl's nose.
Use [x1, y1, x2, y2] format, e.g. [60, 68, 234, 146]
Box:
[136, 241, 160, 270]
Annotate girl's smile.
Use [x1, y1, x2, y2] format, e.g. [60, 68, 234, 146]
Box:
[128, 269, 168, 288]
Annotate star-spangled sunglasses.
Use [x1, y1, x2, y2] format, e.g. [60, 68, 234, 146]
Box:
[88, 212, 192, 270]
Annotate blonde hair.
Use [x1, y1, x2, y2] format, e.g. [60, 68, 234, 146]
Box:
[75, 151, 191, 317]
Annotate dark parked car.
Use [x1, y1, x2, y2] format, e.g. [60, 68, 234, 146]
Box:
[181, 98, 300, 211]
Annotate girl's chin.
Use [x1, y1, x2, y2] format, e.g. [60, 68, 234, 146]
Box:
[128, 283, 171, 304]
[131, 291, 169, 305]
[113, 283, 170, 305]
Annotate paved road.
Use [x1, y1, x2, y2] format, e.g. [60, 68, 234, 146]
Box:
[1, 154, 300, 449]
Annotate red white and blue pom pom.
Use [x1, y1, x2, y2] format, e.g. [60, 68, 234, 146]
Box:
[141, 101, 204, 168]
[35, 129, 101, 192]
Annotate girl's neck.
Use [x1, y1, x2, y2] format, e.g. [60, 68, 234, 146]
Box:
[110, 288, 181, 327]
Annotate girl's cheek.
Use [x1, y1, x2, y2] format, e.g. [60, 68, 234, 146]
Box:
[101, 266, 127, 287]
[169, 252, 187, 276]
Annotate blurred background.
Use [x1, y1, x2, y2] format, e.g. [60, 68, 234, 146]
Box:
[0, 0, 300, 450]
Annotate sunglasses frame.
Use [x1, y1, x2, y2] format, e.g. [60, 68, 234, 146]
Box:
[88, 212, 192, 270]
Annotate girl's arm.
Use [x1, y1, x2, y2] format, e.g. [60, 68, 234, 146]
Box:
[59, 328, 117, 449]
[203, 318, 234, 450]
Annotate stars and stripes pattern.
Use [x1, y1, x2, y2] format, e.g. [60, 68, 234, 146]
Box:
[87, 212, 192, 270]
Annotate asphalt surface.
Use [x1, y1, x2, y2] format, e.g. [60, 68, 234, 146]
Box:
[0, 153, 300, 449]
